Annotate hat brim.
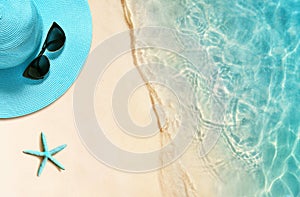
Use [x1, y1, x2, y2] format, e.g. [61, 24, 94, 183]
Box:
[0, 0, 92, 118]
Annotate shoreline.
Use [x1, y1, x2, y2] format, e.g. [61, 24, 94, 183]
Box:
[120, 1, 216, 196]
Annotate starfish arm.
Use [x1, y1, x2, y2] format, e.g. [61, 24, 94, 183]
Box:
[23, 150, 44, 156]
[48, 156, 65, 170]
[50, 144, 67, 155]
[37, 157, 48, 176]
[41, 132, 48, 152]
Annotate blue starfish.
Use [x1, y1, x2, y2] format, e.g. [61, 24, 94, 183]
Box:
[23, 132, 67, 176]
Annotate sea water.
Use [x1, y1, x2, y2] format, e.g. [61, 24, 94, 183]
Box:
[123, 0, 300, 196]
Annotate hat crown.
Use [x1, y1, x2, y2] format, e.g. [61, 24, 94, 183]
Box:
[0, 0, 42, 69]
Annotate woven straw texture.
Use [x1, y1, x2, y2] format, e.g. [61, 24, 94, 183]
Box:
[0, 0, 92, 118]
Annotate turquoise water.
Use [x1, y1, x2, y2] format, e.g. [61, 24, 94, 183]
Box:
[178, 0, 300, 196]
[126, 0, 300, 196]
[175, 0, 300, 196]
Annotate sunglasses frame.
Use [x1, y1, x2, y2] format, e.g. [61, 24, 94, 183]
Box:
[23, 22, 66, 80]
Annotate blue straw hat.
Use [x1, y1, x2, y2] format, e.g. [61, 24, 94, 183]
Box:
[0, 0, 92, 118]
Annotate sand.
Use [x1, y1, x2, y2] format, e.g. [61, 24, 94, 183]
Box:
[0, 0, 161, 196]
[0, 0, 220, 196]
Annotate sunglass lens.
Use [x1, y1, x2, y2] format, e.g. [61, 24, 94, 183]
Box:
[46, 22, 66, 51]
[23, 55, 50, 80]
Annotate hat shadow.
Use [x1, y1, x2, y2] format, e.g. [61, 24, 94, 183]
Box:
[0, 62, 27, 93]
[0, 58, 42, 96]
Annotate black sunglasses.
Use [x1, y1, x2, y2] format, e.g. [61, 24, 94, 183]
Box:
[23, 22, 66, 80]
